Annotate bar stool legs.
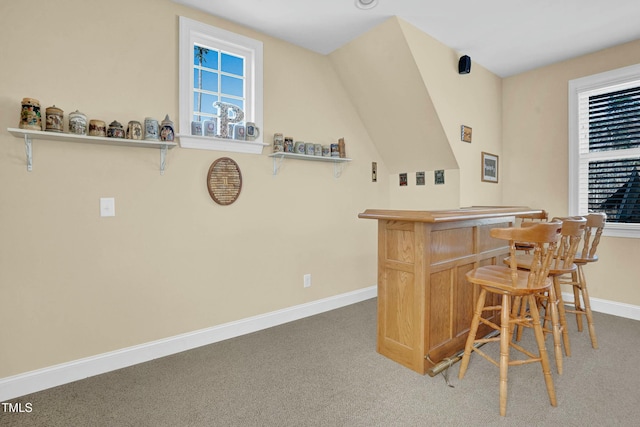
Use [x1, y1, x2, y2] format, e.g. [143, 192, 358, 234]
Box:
[458, 290, 557, 417]
[512, 282, 567, 374]
[568, 265, 598, 349]
[553, 277, 572, 356]
[545, 282, 564, 374]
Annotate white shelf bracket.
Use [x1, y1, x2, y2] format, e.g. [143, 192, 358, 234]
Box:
[272, 154, 284, 175]
[333, 161, 344, 178]
[24, 134, 33, 171]
[160, 145, 168, 175]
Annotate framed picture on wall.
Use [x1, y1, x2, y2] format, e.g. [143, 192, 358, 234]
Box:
[481, 152, 499, 183]
[461, 125, 472, 143]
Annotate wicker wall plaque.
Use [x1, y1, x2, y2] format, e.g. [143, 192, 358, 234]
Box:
[207, 157, 242, 205]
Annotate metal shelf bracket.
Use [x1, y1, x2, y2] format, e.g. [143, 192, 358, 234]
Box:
[272, 154, 285, 175]
[160, 145, 168, 175]
[24, 134, 33, 171]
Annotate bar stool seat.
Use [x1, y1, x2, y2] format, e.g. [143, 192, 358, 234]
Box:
[458, 221, 562, 417]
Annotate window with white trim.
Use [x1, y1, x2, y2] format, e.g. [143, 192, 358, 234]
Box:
[569, 64, 640, 238]
[178, 16, 264, 152]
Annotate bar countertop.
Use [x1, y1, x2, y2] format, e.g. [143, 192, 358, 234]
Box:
[357, 206, 542, 223]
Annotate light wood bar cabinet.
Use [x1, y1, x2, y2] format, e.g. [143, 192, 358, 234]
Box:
[358, 207, 542, 375]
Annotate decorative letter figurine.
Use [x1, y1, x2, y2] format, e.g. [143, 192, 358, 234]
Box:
[214, 102, 244, 139]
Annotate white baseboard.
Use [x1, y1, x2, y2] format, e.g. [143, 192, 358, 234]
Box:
[0, 286, 377, 402]
[561, 292, 640, 321]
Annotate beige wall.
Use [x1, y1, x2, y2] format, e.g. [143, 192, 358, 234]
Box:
[0, 0, 390, 378]
[330, 18, 504, 209]
[502, 39, 640, 306]
[398, 19, 504, 207]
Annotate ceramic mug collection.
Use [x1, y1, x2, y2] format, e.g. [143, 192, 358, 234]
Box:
[18, 98, 174, 142]
[191, 118, 260, 142]
[273, 133, 336, 157]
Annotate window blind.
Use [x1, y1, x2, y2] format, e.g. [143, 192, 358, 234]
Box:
[588, 86, 640, 151]
[583, 84, 640, 223]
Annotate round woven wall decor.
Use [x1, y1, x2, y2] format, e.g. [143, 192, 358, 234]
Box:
[206, 157, 242, 205]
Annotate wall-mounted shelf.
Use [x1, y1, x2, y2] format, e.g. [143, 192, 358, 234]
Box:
[7, 128, 178, 174]
[268, 152, 352, 178]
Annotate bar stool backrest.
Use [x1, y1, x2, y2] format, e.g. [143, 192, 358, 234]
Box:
[550, 216, 587, 271]
[518, 210, 549, 225]
[578, 213, 606, 262]
[515, 210, 549, 253]
[491, 221, 562, 289]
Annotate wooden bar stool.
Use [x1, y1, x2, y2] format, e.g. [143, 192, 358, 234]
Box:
[507, 216, 587, 375]
[458, 221, 562, 417]
[558, 213, 606, 349]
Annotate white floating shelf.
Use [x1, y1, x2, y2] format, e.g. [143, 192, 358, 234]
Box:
[268, 152, 352, 177]
[7, 127, 177, 174]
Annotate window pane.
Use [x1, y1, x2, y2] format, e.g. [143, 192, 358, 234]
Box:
[194, 69, 218, 93]
[194, 45, 218, 70]
[589, 157, 640, 223]
[193, 92, 219, 118]
[221, 53, 243, 76]
[221, 75, 243, 97]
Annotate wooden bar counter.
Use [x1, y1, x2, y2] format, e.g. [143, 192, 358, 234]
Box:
[358, 206, 542, 375]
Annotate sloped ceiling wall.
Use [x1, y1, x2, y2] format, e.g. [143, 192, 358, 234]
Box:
[329, 17, 458, 175]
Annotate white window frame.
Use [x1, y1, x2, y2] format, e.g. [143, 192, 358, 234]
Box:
[568, 63, 640, 238]
[178, 16, 265, 153]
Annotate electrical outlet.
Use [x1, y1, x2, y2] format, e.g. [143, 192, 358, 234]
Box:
[303, 274, 311, 288]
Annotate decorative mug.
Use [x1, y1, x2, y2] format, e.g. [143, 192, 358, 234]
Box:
[233, 124, 246, 140]
[126, 121, 143, 140]
[45, 105, 64, 132]
[203, 120, 216, 137]
[305, 143, 315, 156]
[246, 122, 260, 140]
[314, 143, 322, 156]
[294, 141, 306, 154]
[330, 143, 340, 157]
[144, 117, 159, 140]
[159, 114, 175, 142]
[107, 120, 125, 138]
[284, 137, 294, 153]
[68, 110, 87, 135]
[19, 97, 42, 130]
[191, 121, 203, 136]
[273, 133, 284, 152]
[88, 119, 106, 137]
[322, 145, 331, 157]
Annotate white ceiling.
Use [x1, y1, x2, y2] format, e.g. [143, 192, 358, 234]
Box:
[174, 0, 640, 77]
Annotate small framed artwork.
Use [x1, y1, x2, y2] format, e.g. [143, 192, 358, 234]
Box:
[416, 171, 425, 185]
[399, 173, 408, 186]
[434, 170, 445, 185]
[461, 125, 472, 143]
[481, 152, 499, 183]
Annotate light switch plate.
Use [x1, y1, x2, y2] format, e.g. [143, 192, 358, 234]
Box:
[100, 197, 115, 217]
